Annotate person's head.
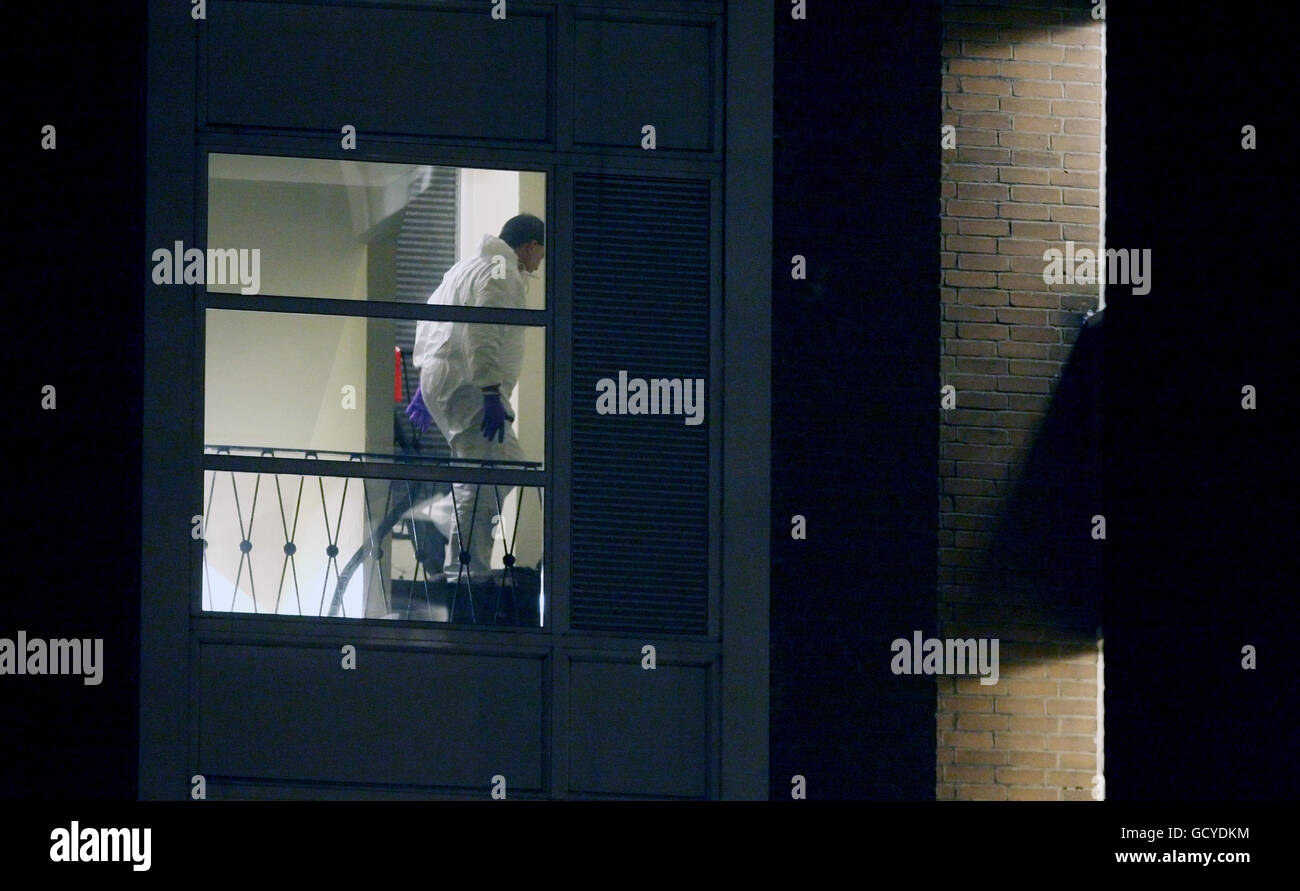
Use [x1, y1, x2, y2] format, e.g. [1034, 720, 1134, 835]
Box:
[499, 214, 546, 273]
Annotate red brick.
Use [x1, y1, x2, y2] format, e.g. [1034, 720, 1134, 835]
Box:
[954, 357, 1008, 374]
[1052, 134, 1098, 153]
[1059, 752, 1096, 770]
[957, 146, 1012, 164]
[1050, 170, 1099, 188]
[1047, 661, 1094, 679]
[998, 238, 1054, 256]
[1013, 115, 1063, 134]
[944, 764, 997, 784]
[1045, 735, 1094, 753]
[997, 27, 1055, 45]
[959, 784, 1008, 801]
[1000, 131, 1051, 150]
[942, 695, 994, 713]
[1012, 44, 1064, 63]
[1010, 185, 1062, 203]
[997, 308, 1048, 326]
[945, 305, 997, 323]
[948, 163, 1000, 181]
[954, 746, 1008, 765]
[957, 182, 1010, 201]
[994, 733, 1047, 750]
[1006, 679, 1057, 697]
[962, 42, 1015, 60]
[994, 697, 1044, 714]
[944, 339, 999, 357]
[1052, 28, 1101, 47]
[1061, 187, 1099, 206]
[1052, 99, 1100, 118]
[1008, 359, 1059, 376]
[960, 112, 1014, 131]
[1009, 716, 1058, 734]
[999, 660, 1047, 679]
[1060, 717, 1096, 735]
[949, 93, 1001, 111]
[1012, 149, 1062, 167]
[1008, 787, 1059, 800]
[998, 203, 1052, 221]
[1046, 698, 1096, 716]
[942, 730, 993, 748]
[962, 76, 1012, 95]
[1063, 83, 1101, 101]
[1000, 96, 1053, 115]
[996, 767, 1045, 785]
[1012, 80, 1062, 98]
[1005, 749, 1056, 768]
[1064, 48, 1102, 66]
[998, 166, 1053, 185]
[999, 273, 1053, 291]
[1058, 680, 1097, 698]
[1046, 769, 1095, 787]
[949, 59, 1001, 76]
[958, 219, 1011, 236]
[1009, 222, 1061, 241]
[947, 200, 1000, 218]
[945, 270, 999, 288]
[959, 254, 1011, 271]
[999, 61, 1052, 79]
[958, 289, 1010, 306]
[1052, 64, 1100, 83]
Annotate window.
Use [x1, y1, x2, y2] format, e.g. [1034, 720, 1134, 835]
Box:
[201, 154, 548, 627]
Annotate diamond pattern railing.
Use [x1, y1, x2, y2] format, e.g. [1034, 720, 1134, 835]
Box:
[200, 450, 544, 626]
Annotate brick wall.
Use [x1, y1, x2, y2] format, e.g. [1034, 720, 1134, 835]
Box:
[938, 0, 1105, 801]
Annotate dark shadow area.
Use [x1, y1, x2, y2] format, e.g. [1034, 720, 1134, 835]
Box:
[1102, 4, 1298, 799]
[949, 313, 1104, 642]
[0, 4, 145, 799]
[770, 1, 941, 800]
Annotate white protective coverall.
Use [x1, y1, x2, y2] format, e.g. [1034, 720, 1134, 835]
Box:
[413, 233, 530, 577]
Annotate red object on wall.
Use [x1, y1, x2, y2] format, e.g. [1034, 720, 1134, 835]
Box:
[394, 347, 404, 402]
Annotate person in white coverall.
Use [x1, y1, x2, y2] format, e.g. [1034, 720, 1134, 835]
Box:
[406, 214, 544, 581]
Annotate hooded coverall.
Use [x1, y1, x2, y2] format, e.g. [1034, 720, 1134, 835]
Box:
[413, 233, 529, 577]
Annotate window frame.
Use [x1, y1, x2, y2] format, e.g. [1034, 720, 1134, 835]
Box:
[193, 146, 555, 634]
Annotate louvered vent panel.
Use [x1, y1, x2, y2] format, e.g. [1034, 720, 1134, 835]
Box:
[393, 169, 457, 458]
[395, 168, 458, 371]
[570, 175, 710, 634]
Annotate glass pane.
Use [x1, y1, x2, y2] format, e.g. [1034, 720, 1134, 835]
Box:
[201, 469, 545, 627]
[205, 309, 545, 468]
[205, 154, 547, 310]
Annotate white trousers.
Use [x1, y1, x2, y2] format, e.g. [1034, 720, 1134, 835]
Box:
[443, 413, 524, 578]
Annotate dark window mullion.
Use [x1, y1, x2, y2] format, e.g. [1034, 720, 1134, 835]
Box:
[202, 291, 549, 328]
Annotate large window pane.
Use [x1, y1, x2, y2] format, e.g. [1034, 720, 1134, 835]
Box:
[204, 309, 545, 468]
[206, 154, 547, 309]
[201, 469, 545, 627]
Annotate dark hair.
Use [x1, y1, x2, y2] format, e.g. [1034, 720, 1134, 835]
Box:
[499, 213, 545, 250]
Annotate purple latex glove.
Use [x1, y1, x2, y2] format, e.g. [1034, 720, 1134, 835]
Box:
[405, 386, 432, 434]
[481, 393, 513, 442]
